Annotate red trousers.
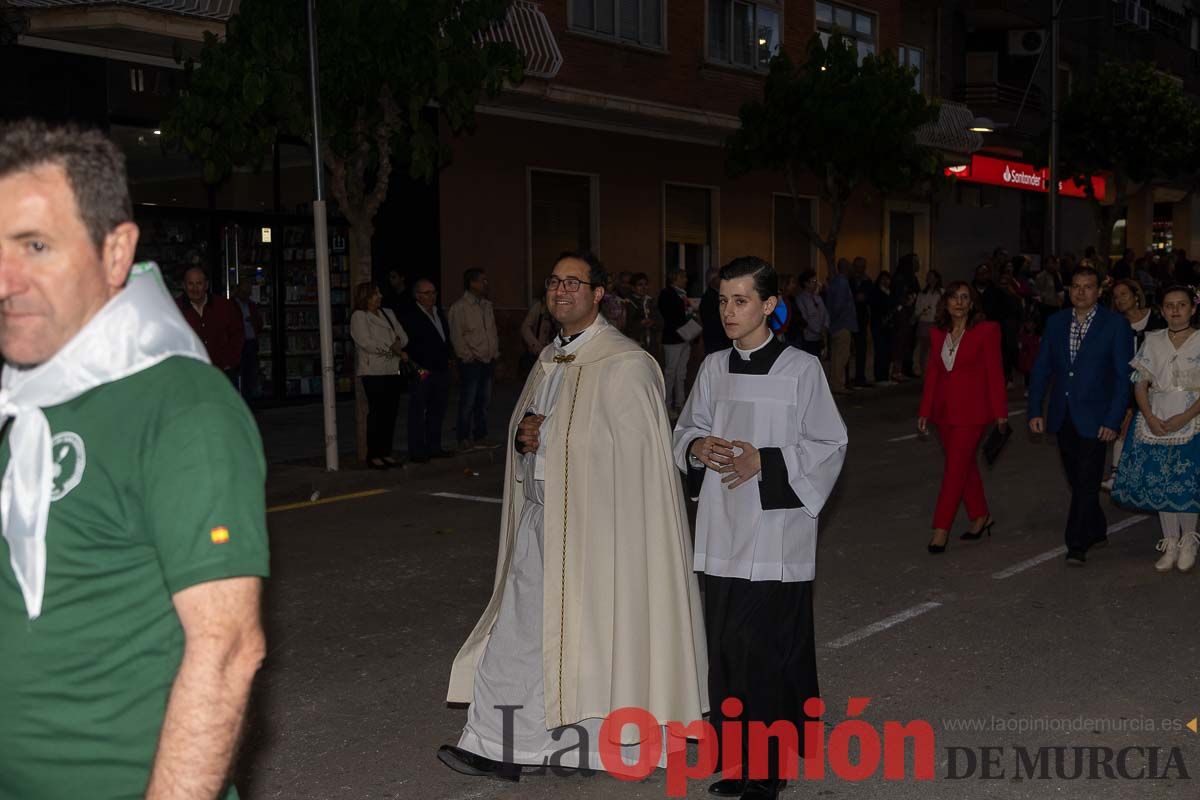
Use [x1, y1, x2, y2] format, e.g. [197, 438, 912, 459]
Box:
[932, 423, 989, 530]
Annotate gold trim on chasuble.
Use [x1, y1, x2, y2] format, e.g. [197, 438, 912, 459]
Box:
[558, 366, 584, 723]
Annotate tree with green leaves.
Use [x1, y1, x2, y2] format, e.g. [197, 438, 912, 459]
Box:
[163, 0, 524, 284]
[727, 33, 941, 274]
[1056, 60, 1200, 258]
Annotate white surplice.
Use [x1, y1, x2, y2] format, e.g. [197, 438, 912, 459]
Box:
[672, 344, 848, 582]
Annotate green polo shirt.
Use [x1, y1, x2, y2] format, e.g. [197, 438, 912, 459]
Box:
[0, 357, 270, 799]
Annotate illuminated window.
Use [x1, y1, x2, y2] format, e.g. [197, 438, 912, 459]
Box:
[708, 1, 781, 70]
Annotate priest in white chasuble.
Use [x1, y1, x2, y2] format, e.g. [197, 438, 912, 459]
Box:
[673, 256, 848, 800]
[439, 251, 708, 783]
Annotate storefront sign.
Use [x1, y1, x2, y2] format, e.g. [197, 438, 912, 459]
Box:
[945, 155, 1106, 199]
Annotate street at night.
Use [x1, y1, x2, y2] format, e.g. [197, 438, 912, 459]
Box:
[243, 382, 1199, 799]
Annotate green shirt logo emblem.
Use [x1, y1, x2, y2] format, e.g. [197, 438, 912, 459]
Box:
[50, 432, 86, 501]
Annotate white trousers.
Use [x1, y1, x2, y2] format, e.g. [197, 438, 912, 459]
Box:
[663, 343, 689, 410]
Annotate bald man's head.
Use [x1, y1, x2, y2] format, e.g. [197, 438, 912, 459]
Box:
[412, 278, 437, 310]
[183, 268, 209, 305]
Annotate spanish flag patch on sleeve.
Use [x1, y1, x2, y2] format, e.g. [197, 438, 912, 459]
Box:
[210, 526, 230, 544]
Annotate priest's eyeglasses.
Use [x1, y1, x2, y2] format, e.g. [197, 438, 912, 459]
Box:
[545, 276, 596, 292]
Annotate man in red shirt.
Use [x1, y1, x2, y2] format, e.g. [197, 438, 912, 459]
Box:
[177, 267, 244, 382]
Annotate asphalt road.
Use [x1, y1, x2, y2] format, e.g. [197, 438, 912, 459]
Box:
[238, 381, 1200, 799]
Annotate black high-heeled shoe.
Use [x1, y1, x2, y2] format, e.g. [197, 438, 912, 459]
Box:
[959, 518, 994, 541]
[927, 531, 949, 554]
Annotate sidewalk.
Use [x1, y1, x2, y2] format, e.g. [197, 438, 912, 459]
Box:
[256, 380, 523, 506]
[256, 368, 924, 507]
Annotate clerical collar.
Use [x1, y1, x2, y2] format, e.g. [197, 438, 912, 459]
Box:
[733, 332, 774, 361]
[557, 331, 584, 347]
[554, 316, 606, 357]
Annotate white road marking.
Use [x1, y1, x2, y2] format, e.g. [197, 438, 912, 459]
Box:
[825, 601, 943, 649]
[991, 514, 1150, 580]
[429, 492, 503, 504]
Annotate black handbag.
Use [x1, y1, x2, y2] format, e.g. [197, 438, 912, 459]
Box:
[982, 423, 1012, 466]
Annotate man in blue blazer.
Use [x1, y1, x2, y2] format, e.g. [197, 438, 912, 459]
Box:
[1028, 266, 1134, 565]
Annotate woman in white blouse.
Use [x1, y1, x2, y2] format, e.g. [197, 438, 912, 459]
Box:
[350, 282, 409, 469]
[1111, 285, 1200, 572]
[912, 269, 944, 377]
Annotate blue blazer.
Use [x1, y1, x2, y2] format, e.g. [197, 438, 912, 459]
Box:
[1028, 306, 1134, 437]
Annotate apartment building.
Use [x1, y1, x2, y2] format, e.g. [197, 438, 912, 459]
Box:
[444, 0, 983, 329]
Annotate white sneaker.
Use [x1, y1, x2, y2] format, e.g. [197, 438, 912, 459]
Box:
[1177, 532, 1200, 573]
[1155, 537, 1180, 572]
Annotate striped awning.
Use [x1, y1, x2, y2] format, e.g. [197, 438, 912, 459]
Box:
[915, 101, 983, 157]
[479, 1, 561, 79]
[7, 0, 238, 20]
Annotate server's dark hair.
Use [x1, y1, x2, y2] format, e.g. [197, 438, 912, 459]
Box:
[554, 250, 607, 288]
[0, 118, 133, 252]
[719, 256, 777, 301]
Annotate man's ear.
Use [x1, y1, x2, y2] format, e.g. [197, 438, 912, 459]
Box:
[763, 295, 779, 316]
[102, 222, 140, 289]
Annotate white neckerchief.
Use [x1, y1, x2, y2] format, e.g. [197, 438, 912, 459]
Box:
[0, 262, 209, 619]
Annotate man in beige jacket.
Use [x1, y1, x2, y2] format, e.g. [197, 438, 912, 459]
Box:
[440, 251, 707, 783]
[447, 268, 500, 450]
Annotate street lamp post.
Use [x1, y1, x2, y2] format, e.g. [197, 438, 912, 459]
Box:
[306, 0, 339, 472]
[1048, 0, 1061, 256]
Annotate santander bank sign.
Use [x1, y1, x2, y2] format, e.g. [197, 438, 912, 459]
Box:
[945, 155, 1106, 199]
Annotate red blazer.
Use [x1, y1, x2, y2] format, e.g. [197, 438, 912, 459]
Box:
[918, 321, 1008, 425]
[177, 294, 245, 371]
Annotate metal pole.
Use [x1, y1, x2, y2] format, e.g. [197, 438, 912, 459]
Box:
[306, 0, 339, 472]
[1048, 0, 1060, 256]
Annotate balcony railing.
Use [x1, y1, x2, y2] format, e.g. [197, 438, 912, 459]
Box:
[8, 0, 239, 20]
[954, 82, 1044, 116]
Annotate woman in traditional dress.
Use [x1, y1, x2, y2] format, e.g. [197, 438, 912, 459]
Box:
[1111, 286, 1200, 572]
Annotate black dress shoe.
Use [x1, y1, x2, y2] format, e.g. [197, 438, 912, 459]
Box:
[1065, 549, 1087, 566]
[436, 745, 520, 782]
[708, 778, 746, 796]
[740, 778, 783, 799]
[1090, 535, 1109, 550]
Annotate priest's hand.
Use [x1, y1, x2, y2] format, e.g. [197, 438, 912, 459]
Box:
[517, 414, 545, 452]
[720, 441, 761, 490]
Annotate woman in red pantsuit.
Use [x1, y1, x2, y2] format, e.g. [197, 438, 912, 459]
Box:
[917, 281, 1009, 553]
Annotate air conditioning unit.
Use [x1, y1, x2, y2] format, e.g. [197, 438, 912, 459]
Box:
[1114, 1, 1151, 31]
[1008, 29, 1046, 56]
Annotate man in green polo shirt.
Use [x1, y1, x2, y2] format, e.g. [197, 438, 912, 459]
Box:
[0, 120, 270, 799]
